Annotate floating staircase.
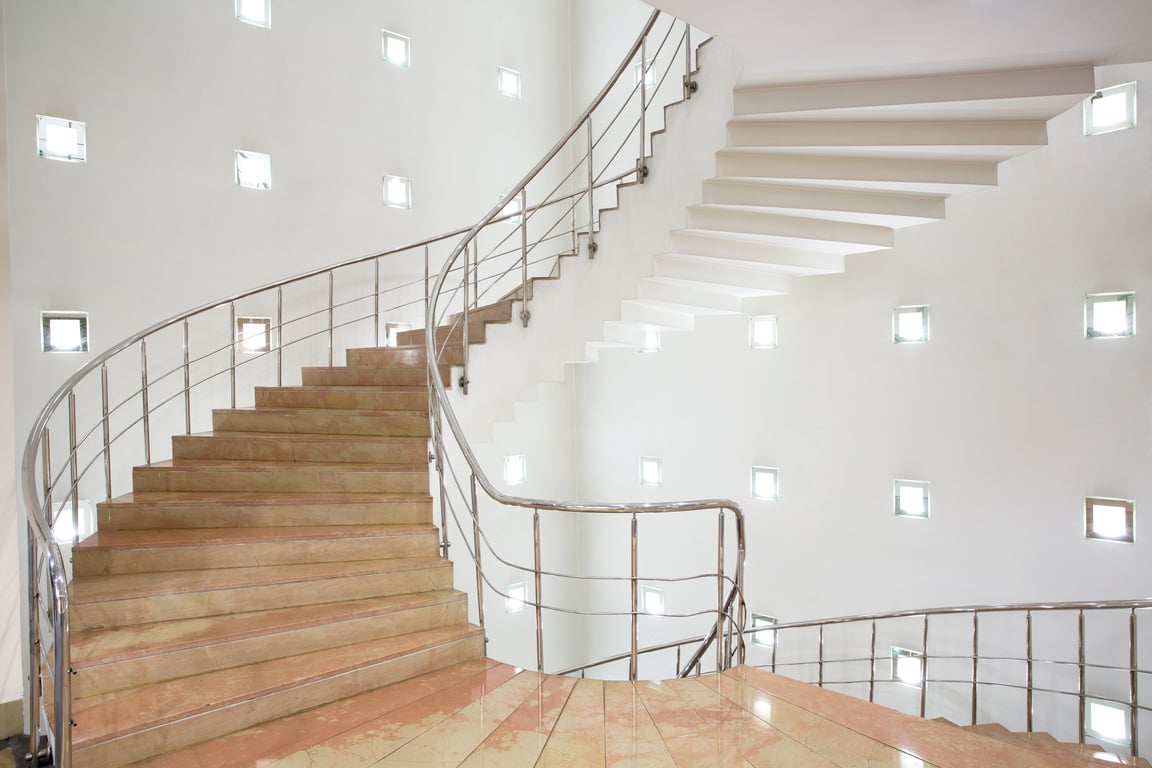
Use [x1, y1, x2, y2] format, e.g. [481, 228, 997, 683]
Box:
[65, 307, 517, 768]
[932, 719, 1150, 767]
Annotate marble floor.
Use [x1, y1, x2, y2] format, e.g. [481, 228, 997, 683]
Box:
[134, 661, 1117, 768]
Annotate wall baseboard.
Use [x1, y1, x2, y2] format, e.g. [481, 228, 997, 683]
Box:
[0, 699, 22, 739]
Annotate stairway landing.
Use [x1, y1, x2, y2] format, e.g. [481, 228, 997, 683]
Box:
[132, 662, 1119, 768]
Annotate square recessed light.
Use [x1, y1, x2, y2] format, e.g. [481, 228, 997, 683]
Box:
[1085, 292, 1134, 338]
[235, 316, 271, 353]
[892, 646, 924, 687]
[37, 115, 86, 162]
[640, 456, 662, 487]
[1085, 497, 1134, 543]
[641, 328, 661, 352]
[383, 174, 412, 209]
[750, 315, 777, 349]
[751, 467, 779, 501]
[504, 454, 526, 486]
[1084, 82, 1137, 136]
[633, 58, 655, 90]
[382, 30, 411, 67]
[235, 150, 271, 190]
[498, 66, 522, 99]
[499, 192, 524, 225]
[236, 0, 270, 27]
[641, 585, 664, 615]
[505, 582, 526, 613]
[1086, 699, 1129, 743]
[894, 305, 929, 344]
[751, 613, 777, 648]
[384, 321, 412, 347]
[41, 312, 89, 353]
[894, 480, 930, 519]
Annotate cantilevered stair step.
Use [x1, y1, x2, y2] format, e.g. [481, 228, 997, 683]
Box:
[71, 556, 454, 630]
[70, 623, 484, 768]
[72, 523, 439, 576]
[732, 65, 1095, 115]
[602, 320, 686, 348]
[213, 406, 428, 437]
[132, 459, 429, 495]
[97, 492, 433, 530]
[702, 179, 946, 223]
[396, 322, 487, 347]
[686, 204, 895, 249]
[716, 149, 999, 186]
[620, 298, 736, 330]
[171, 431, 428, 464]
[671, 230, 848, 270]
[654, 254, 797, 294]
[346, 344, 465, 368]
[727, 119, 1049, 148]
[302, 365, 447, 388]
[637, 276, 784, 314]
[254, 385, 427, 412]
[70, 590, 467, 698]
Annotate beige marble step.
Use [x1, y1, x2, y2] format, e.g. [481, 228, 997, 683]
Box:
[446, 299, 515, 325]
[71, 556, 453, 630]
[71, 590, 467, 698]
[72, 523, 439, 575]
[71, 623, 484, 768]
[97, 492, 432, 530]
[254, 385, 427, 411]
[346, 344, 465, 367]
[213, 407, 429, 437]
[132, 459, 429, 494]
[968, 723, 1149, 767]
[301, 365, 448, 388]
[171, 431, 428, 464]
[396, 322, 487, 347]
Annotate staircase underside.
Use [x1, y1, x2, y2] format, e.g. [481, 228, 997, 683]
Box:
[130, 662, 1133, 768]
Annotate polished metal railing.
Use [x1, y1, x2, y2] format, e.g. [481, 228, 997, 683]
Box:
[751, 600, 1150, 758]
[20, 9, 728, 766]
[424, 10, 747, 682]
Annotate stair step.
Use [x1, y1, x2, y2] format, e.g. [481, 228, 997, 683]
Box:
[213, 406, 429, 437]
[686, 204, 895, 248]
[584, 340, 640, 361]
[620, 298, 736, 329]
[733, 64, 1095, 115]
[654, 254, 797, 293]
[71, 624, 484, 768]
[447, 299, 515, 325]
[71, 589, 465, 698]
[717, 148, 999, 186]
[97, 492, 432, 530]
[602, 320, 686, 348]
[396, 322, 487, 347]
[72, 523, 439, 575]
[346, 344, 465, 367]
[727, 118, 1049, 148]
[254, 385, 427, 411]
[301, 365, 446, 388]
[132, 459, 429, 494]
[671, 230, 849, 270]
[71, 556, 453, 630]
[638, 276, 784, 314]
[703, 178, 946, 224]
[171, 431, 428, 464]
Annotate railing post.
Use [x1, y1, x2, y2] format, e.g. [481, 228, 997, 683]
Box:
[637, 36, 648, 183]
[817, 625, 824, 687]
[682, 24, 697, 99]
[868, 619, 877, 702]
[1131, 608, 1139, 758]
[630, 512, 638, 681]
[586, 118, 597, 259]
[140, 339, 151, 466]
[519, 189, 530, 328]
[472, 235, 479, 310]
[373, 258, 381, 347]
[435, 425, 449, 560]
[771, 627, 777, 673]
[183, 319, 192, 434]
[228, 302, 237, 408]
[50, 558, 72, 768]
[423, 245, 430, 328]
[1078, 609, 1086, 744]
[470, 474, 485, 634]
[920, 614, 929, 718]
[971, 611, 979, 726]
[716, 510, 725, 673]
[276, 287, 283, 387]
[533, 509, 543, 673]
[26, 523, 40, 768]
[327, 272, 334, 367]
[67, 392, 79, 545]
[101, 364, 112, 500]
[459, 242, 470, 395]
[1026, 609, 1034, 733]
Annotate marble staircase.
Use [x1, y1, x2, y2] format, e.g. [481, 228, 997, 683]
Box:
[65, 308, 517, 768]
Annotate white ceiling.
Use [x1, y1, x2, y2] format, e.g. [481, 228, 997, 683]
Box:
[646, 0, 1152, 85]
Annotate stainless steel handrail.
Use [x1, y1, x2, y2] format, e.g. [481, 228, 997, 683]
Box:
[750, 600, 1150, 757]
[425, 10, 747, 681]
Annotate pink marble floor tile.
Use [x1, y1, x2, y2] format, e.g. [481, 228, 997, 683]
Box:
[603, 680, 679, 767]
[457, 674, 577, 767]
[536, 678, 608, 768]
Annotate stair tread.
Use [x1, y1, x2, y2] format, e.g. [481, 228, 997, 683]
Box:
[675, 227, 888, 255]
[178, 430, 428, 444]
[621, 297, 739, 316]
[71, 623, 483, 748]
[72, 556, 450, 603]
[72, 590, 464, 666]
[141, 458, 428, 472]
[75, 523, 437, 551]
[102, 490, 433, 506]
[219, 406, 426, 416]
[641, 275, 780, 298]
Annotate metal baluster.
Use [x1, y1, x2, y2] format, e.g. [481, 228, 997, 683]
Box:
[630, 512, 638, 681]
[682, 24, 697, 99]
[1078, 609, 1086, 744]
[327, 272, 334, 367]
[716, 510, 725, 673]
[736, 523, 746, 665]
[472, 234, 479, 310]
[183, 320, 192, 434]
[435, 421, 449, 559]
[1130, 608, 1139, 758]
[460, 242, 470, 395]
[637, 36, 648, 183]
[26, 523, 40, 768]
[101, 365, 112, 499]
[424, 245, 430, 325]
[971, 611, 979, 726]
[67, 393, 79, 545]
[470, 474, 485, 633]
[1026, 610, 1034, 733]
[920, 614, 929, 718]
[586, 118, 597, 259]
[373, 259, 381, 347]
[519, 189, 530, 328]
[50, 558, 72, 768]
[868, 619, 877, 702]
[229, 302, 237, 408]
[818, 625, 824, 687]
[771, 626, 778, 673]
[276, 287, 283, 386]
[533, 509, 543, 672]
[140, 340, 151, 465]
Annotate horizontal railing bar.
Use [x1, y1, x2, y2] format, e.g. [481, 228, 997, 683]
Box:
[556, 636, 710, 676]
[759, 601, 1152, 632]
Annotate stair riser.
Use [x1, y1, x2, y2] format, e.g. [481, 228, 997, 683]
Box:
[72, 531, 439, 576]
[686, 207, 894, 247]
[619, 301, 697, 330]
[73, 563, 454, 631]
[671, 232, 846, 274]
[97, 500, 432, 530]
[727, 120, 1048, 147]
[716, 152, 998, 185]
[637, 280, 782, 315]
[447, 302, 514, 324]
[702, 180, 946, 220]
[74, 597, 468, 698]
[72, 632, 484, 768]
[132, 467, 430, 495]
[212, 410, 429, 437]
[346, 345, 465, 367]
[171, 435, 428, 464]
[301, 367, 447, 387]
[254, 388, 427, 411]
[654, 255, 797, 294]
[396, 323, 487, 347]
